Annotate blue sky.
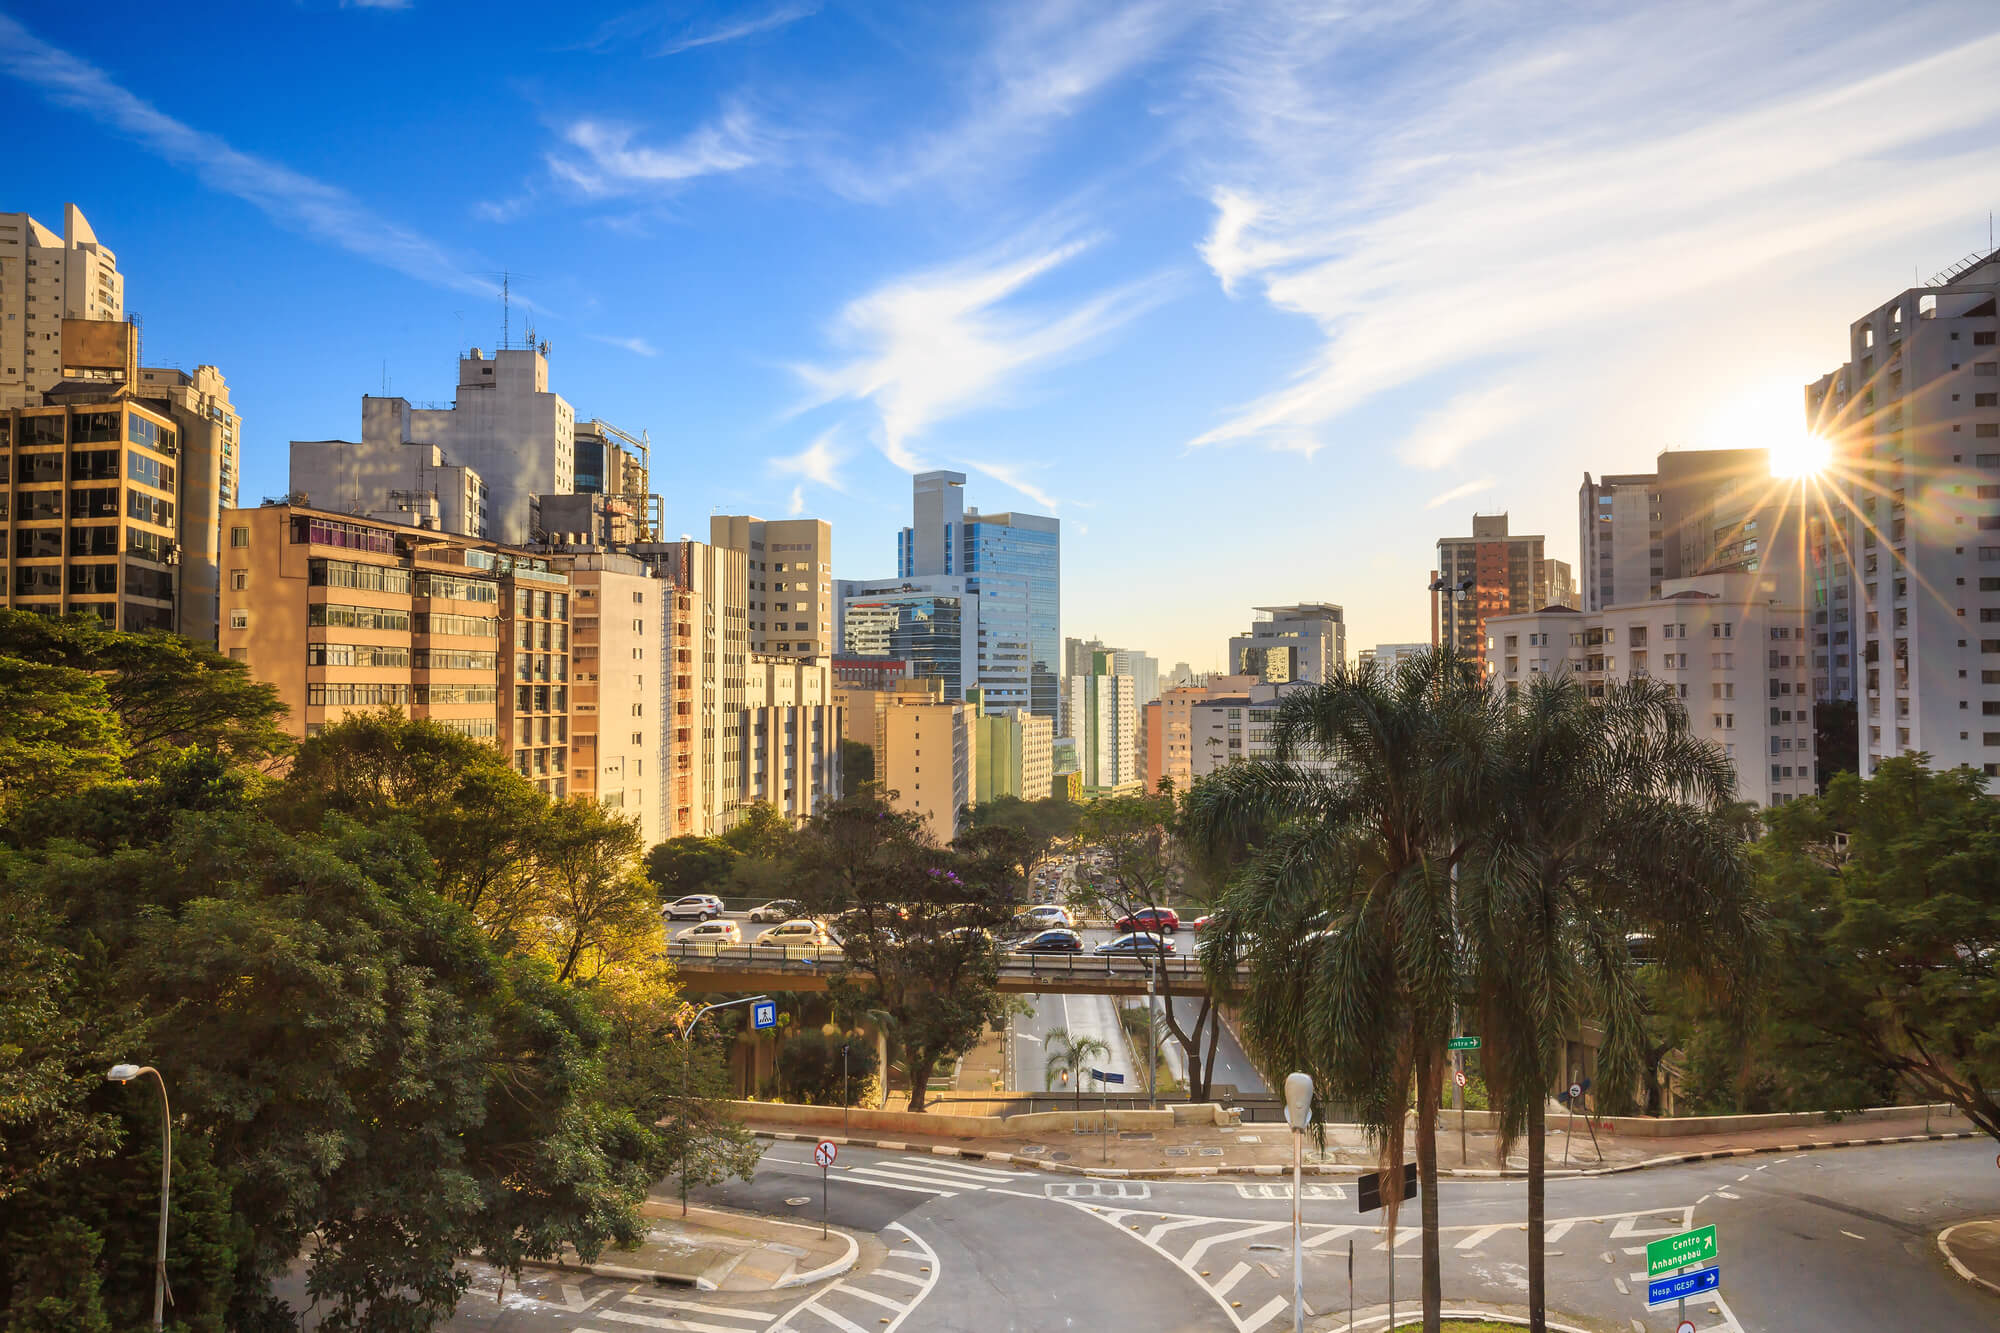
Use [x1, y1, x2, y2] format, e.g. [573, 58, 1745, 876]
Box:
[6, 1, 2000, 669]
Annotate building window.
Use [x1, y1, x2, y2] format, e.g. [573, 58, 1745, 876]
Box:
[229, 609, 247, 629]
[231, 570, 247, 590]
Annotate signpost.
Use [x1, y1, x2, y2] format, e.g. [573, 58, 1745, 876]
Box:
[1560, 1078, 1597, 1165]
[752, 1000, 778, 1030]
[1091, 1069, 1125, 1162]
[1357, 1162, 1417, 1329]
[1447, 1037, 1478, 1163]
[814, 1139, 838, 1238]
[1642, 1224, 1721, 1324]
[1447, 1036, 1481, 1051]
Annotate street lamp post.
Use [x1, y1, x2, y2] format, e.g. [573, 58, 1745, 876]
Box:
[1284, 1071, 1314, 1333]
[842, 1042, 851, 1138]
[679, 995, 770, 1216]
[107, 1064, 170, 1332]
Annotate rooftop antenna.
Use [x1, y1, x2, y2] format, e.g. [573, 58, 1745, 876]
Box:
[502, 271, 511, 350]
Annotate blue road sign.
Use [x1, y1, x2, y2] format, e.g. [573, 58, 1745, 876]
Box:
[1090, 1069, 1125, 1084]
[751, 1000, 777, 1030]
[1646, 1265, 1720, 1309]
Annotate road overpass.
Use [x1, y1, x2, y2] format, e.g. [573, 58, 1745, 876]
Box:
[663, 939, 1243, 997]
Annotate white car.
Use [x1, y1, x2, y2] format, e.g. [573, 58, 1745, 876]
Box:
[663, 894, 725, 921]
[675, 919, 742, 945]
[756, 918, 830, 947]
[1017, 903, 1074, 930]
[747, 899, 803, 923]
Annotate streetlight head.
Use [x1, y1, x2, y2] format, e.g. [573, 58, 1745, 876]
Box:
[106, 1064, 143, 1083]
[1284, 1071, 1314, 1129]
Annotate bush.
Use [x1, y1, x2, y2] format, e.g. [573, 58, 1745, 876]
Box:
[776, 1031, 878, 1106]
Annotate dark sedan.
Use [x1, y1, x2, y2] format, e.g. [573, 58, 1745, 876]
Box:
[1093, 931, 1176, 956]
[1014, 928, 1084, 953]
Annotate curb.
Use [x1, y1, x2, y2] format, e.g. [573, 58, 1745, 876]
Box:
[752, 1128, 1985, 1181]
[1326, 1306, 1597, 1333]
[511, 1218, 862, 1290]
[1938, 1221, 2000, 1298]
[776, 1228, 859, 1289]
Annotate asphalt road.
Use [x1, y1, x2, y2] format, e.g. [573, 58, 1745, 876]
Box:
[422, 1137, 2000, 1333]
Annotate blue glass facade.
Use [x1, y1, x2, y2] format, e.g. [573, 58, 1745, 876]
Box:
[964, 517, 1059, 722]
[840, 591, 969, 699]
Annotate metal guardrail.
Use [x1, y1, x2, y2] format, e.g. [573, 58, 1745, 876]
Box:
[660, 938, 1235, 986]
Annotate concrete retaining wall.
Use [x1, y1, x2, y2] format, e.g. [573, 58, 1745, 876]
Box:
[1431, 1102, 1962, 1138]
[726, 1099, 1235, 1137]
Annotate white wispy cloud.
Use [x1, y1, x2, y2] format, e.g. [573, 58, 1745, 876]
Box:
[964, 459, 1058, 512]
[792, 231, 1166, 470]
[657, 2, 820, 57]
[547, 105, 767, 196]
[1425, 477, 1496, 511]
[787, 485, 806, 516]
[0, 13, 502, 300]
[1184, 5, 2000, 463]
[822, 0, 1191, 203]
[768, 428, 847, 492]
[589, 333, 658, 357]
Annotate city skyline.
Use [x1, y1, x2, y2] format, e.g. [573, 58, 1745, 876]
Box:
[6, 4, 2000, 668]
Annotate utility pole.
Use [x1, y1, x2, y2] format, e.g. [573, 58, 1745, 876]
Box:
[679, 996, 770, 1215]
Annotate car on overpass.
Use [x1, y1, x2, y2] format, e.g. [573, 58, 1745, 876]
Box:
[1094, 931, 1176, 956]
[756, 918, 832, 947]
[1115, 906, 1180, 934]
[1014, 928, 1084, 953]
[747, 899, 803, 923]
[1014, 903, 1074, 931]
[674, 919, 742, 944]
[663, 893, 725, 921]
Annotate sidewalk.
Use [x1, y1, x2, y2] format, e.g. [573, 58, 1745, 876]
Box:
[741, 1104, 1985, 1180]
[533, 1201, 868, 1290]
[1939, 1220, 2000, 1298]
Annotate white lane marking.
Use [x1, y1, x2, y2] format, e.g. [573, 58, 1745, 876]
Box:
[1613, 1278, 1629, 1295]
[601, 1312, 760, 1333]
[1737, 1173, 1751, 1182]
[870, 1270, 926, 1289]
[624, 1295, 773, 1320]
[852, 1160, 1011, 1187]
[1841, 1229, 1866, 1241]
[885, 1249, 926, 1260]
[1716, 1189, 1740, 1199]
[1545, 1221, 1575, 1242]
[1303, 1225, 1359, 1249]
[1237, 1296, 1289, 1332]
[1211, 1262, 1253, 1297]
[834, 1170, 957, 1198]
[1186, 1221, 1290, 1267]
[831, 1284, 905, 1313]
[1374, 1229, 1424, 1252]
[561, 1284, 601, 1312]
[1455, 1225, 1506, 1251]
[1145, 1217, 1215, 1244]
[791, 1305, 867, 1333]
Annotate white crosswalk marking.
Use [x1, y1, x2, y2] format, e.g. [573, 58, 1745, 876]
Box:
[1456, 1225, 1506, 1250]
[601, 1311, 763, 1333]
[1303, 1225, 1360, 1249]
[773, 1222, 939, 1333]
[1545, 1221, 1575, 1242]
[623, 1296, 773, 1321]
[1211, 1262, 1253, 1297]
[1186, 1221, 1288, 1267]
[837, 1169, 956, 1197]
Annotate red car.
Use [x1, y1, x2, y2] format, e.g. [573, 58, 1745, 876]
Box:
[1114, 907, 1180, 934]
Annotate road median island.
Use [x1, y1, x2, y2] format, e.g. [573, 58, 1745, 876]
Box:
[1938, 1219, 2000, 1297]
[516, 1200, 867, 1291]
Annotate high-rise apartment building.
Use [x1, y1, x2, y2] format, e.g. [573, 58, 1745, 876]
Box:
[1065, 637, 1160, 706]
[4, 316, 234, 640]
[1487, 572, 1815, 807]
[1543, 558, 1578, 609]
[561, 551, 662, 844]
[896, 470, 1059, 720]
[1188, 679, 1317, 779]
[1579, 450, 1789, 614]
[1, 205, 124, 410]
[1227, 604, 1345, 683]
[836, 677, 972, 841]
[972, 695, 1053, 804]
[1359, 643, 1429, 672]
[218, 504, 576, 795]
[1432, 514, 1552, 667]
[629, 539, 749, 835]
[1066, 649, 1140, 796]
[1806, 251, 2000, 783]
[713, 515, 832, 659]
[292, 347, 588, 544]
[742, 654, 841, 824]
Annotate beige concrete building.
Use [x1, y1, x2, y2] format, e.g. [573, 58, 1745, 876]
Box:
[219, 504, 576, 795]
[562, 551, 662, 844]
[712, 514, 833, 659]
[629, 539, 749, 836]
[1146, 679, 1254, 791]
[1487, 571, 1815, 807]
[836, 676, 972, 840]
[1, 205, 124, 410]
[134, 364, 239, 642]
[743, 654, 841, 823]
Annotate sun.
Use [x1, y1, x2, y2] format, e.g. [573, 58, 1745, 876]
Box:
[1769, 432, 1832, 480]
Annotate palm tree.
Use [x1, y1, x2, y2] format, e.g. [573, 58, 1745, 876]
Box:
[1183, 649, 1505, 1333]
[1466, 674, 1762, 1333]
[1043, 1027, 1112, 1113]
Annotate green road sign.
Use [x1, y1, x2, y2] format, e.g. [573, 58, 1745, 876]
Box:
[1446, 1036, 1480, 1051]
[1646, 1225, 1718, 1278]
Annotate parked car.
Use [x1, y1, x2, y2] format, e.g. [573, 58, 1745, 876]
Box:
[1014, 928, 1084, 954]
[663, 893, 725, 921]
[1017, 903, 1074, 930]
[674, 919, 742, 945]
[756, 918, 830, 947]
[1094, 931, 1176, 956]
[1114, 906, 1180, 934]
[748, 899, 803, 923]
[1191, 914, 1213, 931]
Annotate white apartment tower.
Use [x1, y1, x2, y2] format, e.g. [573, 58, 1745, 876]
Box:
[1, 204, 125, 409]
[1807, 250, 2000, 785]
[292, 346, 577, 545]
[1066, 650, 1140, 796]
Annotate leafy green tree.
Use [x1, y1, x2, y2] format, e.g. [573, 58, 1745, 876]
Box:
[534, 800, 655, 984]
[0, 610, 288, 774]
[721, 801, 795, 860]
[962, 795, 1079, 879]
[1041, 1027, 1112, 1112]
[0, 657, 127, 815]
[1185, 652, 1504, 1333]
[776, 1031, 879, 1106]
[795, 792, 1016, 1112]
[1758, 756, 2000, 1140]
[839, 739, 874, 792]
[647, 836, 738, 899]
[1467, 674, 1760, 1332]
